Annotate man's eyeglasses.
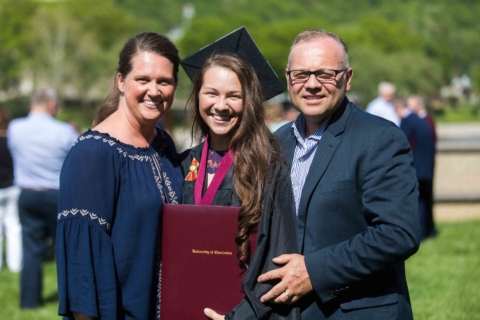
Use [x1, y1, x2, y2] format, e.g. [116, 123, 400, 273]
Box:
[287, 69, 347, 84]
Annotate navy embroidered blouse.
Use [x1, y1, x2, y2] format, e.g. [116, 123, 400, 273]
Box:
[56, 129, 183, 320]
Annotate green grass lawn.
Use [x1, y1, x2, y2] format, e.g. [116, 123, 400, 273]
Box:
[0, 260, 58, 320]
[433, 105, 480, 123]
[406, 220, 480, 320]
[0, 221, 479, 319]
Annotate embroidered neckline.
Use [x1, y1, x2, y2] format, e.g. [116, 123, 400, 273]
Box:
[83, 128, 166, 152]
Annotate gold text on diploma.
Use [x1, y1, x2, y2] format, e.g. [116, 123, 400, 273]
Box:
[192, 249, 233, 255]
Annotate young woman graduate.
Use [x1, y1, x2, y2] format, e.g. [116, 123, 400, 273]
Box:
[179, 28, 300, 320]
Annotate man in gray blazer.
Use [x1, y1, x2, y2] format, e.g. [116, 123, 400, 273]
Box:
[258, 29, 421, 319]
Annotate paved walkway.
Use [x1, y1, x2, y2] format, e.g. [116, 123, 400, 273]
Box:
[434, 123, 480, 221]
[435, 203, 480, 222]
[437, 123, 480, 139]
[437, 123, 480, 152]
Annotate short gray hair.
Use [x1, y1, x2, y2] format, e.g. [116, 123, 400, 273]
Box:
[378, 82, 396, 94]
[409, 94, 425, 107]
[288, 29, 349, 68]
[31, 86, 57, 107]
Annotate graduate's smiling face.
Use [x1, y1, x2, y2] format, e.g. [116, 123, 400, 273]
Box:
[199, 66, 243, 150]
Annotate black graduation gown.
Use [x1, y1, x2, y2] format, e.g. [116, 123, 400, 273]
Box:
[180, 143, 301, 320]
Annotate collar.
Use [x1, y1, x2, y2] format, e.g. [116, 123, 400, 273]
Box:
[292, 113, 331, 144]
[418, 109, 427, 118]
[404, 110, 413, 118]
[28, 111, 54, 119]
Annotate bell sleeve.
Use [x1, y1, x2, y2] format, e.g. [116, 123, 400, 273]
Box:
[56, 138, 120, 319]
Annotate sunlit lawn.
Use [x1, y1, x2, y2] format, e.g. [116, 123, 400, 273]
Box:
[406, 220, 480, 320]
[0, 260, 58, 320]
[434, 105, 480, 123]
[0, 221, 479, 319]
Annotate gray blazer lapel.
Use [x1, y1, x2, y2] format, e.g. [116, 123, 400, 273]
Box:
[296, 99, 352, 252]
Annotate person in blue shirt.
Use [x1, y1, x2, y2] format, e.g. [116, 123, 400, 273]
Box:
[7, 87, 78, 309]
[395, 97, 435, 240]
[55, 32, 183, 320]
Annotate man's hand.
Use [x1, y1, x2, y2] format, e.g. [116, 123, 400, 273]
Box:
[204, 308, 225, 320]
[257, 254, 313, 304]
[73, 313, 95, 320]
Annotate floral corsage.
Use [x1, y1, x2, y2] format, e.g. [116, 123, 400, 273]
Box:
[185, 157, 199, 181]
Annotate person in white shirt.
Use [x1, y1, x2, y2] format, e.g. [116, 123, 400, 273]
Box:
[366, 81, 400, 126]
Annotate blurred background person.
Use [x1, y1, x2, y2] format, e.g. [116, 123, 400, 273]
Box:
[408, 95, 437, 145]
[366, 81, 400, 126]
[265, 102, 284, 130]
[66, 119, 83, 135]
[394, 97, 435, 240]
[7, 87, 79, 309]
[408, 94, 437, 237]
[0, 105, 22, 273]
[267, 101, 299, 132]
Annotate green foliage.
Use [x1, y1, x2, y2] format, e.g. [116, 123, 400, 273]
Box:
[1, 96, 29, 119]
[0, 0, 38, 88]
[23, 1, 137, 101]
[355, 15, 425, 53]
[0, 0, 479, 116]
[112, 0, 184, 33]
[349, 47, 444, 106]
[56, 105, 96, 133]
[177, 0, 478, 104]
[472, 63, 480, 93]
[178, 17, 333, 89]
[432, 104, 480, 123]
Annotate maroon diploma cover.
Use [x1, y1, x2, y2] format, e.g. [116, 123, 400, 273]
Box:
[161, 204, 244, 319]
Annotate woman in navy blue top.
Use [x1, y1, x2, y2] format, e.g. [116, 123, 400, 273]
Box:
[56, 32, 183, 320]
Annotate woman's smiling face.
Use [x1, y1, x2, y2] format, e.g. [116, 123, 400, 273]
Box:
[199, 66, 243, 150]
[117, 51, 176, 124]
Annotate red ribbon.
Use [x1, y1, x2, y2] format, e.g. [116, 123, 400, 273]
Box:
[194, 136, 234, 206]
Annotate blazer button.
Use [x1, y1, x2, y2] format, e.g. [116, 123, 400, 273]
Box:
[329, 292, 336, 297]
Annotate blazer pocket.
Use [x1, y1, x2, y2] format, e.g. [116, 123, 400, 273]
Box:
[340, 292, 398, 311]
[318, 179, 356, 194]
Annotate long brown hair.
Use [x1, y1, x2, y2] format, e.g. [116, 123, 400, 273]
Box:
[188, 53, 283, 269]
[92, 32, 180, 126]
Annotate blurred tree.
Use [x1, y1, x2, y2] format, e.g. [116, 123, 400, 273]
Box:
[472, 63, 480, 94]
[1, 0, 479, 111]
[0, 0, 38, 90]
[178, 17, 332, 90]
[22, 0, 136, 107]
[349, 46, 443, 105]
[112, 0, 183, 33]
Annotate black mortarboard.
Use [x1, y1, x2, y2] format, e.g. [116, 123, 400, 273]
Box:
[180, 27, 285, 101]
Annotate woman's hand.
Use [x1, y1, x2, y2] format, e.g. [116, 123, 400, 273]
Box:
[204, 308, 225, 320]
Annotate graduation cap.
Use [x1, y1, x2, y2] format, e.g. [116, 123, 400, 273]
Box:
[181, 27, 285, 101]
